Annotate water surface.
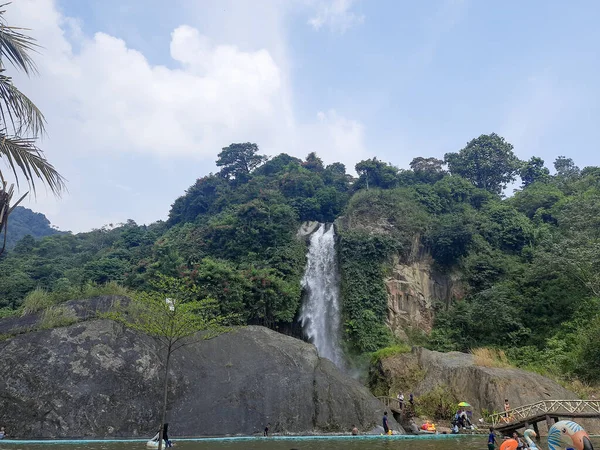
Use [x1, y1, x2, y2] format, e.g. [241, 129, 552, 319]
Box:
[1, 436, 599, 450]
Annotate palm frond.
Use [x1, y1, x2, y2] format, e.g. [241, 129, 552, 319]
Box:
[0, 72, 45, 136]
[0, 132, 65, 195]
[0, 3, 39, 75]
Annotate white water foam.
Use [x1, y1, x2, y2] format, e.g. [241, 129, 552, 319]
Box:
[299, 223, 345, 369]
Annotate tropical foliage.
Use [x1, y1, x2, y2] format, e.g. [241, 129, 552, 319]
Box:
[2, 133, 600, 385]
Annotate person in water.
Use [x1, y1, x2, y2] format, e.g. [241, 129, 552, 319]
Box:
[383, 411, 390, 434]
[151, 423, 172, 448]
[264, 423, 270, 437]
[351, 425, 358, 435]
[488, 427, 497, 450]
[512, 431, 527, 450]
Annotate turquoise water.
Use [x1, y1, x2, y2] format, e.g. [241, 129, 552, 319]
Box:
[0, 436, 598, 450]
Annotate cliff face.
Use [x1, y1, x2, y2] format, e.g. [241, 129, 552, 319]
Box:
[0, 316, 400, 438]
[385, 257, 463, 339]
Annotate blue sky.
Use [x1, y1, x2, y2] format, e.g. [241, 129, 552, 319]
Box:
[4, 0, 600, 231]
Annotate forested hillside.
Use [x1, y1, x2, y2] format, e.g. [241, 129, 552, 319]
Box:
[1, 136, 599, 384]
[0, 206, 63, 251]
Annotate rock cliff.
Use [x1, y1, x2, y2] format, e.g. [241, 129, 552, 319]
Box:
[0, 317, 400, 438]
[385, 256, 463, 339]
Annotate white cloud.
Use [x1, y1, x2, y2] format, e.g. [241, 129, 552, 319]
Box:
[2, 0, 367, 231]
[308, 0, 364, 33]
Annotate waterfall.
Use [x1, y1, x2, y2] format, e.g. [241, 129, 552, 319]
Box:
[299, 223, 345, 369]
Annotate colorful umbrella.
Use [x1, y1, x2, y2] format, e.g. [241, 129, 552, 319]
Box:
[458, 402, 471, 407]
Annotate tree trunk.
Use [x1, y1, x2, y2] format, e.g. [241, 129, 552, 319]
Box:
[158, 343, 172, 450]
[0, 179, 27, 257]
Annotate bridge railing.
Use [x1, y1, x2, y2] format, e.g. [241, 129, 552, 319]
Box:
[489, 400, 600, 426]
[377, 396, 403, 410]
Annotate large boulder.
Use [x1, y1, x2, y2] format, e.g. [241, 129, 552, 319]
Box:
[0, 319, 399, 438]
[370, 347, 595, 432]
[369, 347, 600, 434]
[423, 347, 577, 406]
[372, 347, 579, 410]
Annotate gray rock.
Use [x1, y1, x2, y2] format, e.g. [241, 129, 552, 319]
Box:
[371, 346, 598, 433]
[296, 221, 320, 239]
[0, 295, 129, 336]
[0, 320, 401, 438]
[413, 347, 579, 412]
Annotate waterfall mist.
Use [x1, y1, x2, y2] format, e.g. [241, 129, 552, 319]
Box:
[299, 223, 345, 369]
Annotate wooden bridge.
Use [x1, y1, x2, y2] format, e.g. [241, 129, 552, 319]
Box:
[490, 400, 600, 434]
[377, 396, 403, 414]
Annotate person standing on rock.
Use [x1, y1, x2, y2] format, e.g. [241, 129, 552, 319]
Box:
[264, 423, 270, 437]
[409, 393, 414, 406]
[0, 426, 5, 439]
[351, 425, 358, 435]
[383, 411, 390, 434]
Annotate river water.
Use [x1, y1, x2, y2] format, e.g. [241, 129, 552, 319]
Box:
[4, 436, 600, 450]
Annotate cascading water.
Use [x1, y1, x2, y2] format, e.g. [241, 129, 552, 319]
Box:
[299, 223, 345, 369]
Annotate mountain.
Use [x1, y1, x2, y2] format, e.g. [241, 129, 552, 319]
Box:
[0, 206, 63, 251]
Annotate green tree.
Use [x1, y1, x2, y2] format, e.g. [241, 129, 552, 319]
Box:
[575, 316, 600, 382]
[444, 133, 520, 194]
[302, 152, 324, 173]
[427, 214, 473, 265]
[480, 202, 533, 253]
[410, 157, 446, 184]
[519, 156, 549, 187]
[252, 153, 302, 177]
[216, 143, 267, 182]
[168, 175, 228, 225]
[355, 158, 398, 190]
[110, 277, 231, 450]
[0, 7, 65, 255]
[554, 156, 580, 179]
[83, 257, 129, 284]
[510, 182, 563, 220]
[323, 162, 351, 192]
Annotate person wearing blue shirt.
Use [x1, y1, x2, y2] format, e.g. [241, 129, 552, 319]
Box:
[383, 411, 390, 434]
[488, 427, 497, 450]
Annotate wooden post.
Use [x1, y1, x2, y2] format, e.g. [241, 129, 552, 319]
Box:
[533, 422, 540, 441]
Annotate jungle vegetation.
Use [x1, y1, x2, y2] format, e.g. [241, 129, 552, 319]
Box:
[2, 135, 600, 385]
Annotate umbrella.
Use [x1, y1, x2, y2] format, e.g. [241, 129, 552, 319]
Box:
[458, 402, 472, 407]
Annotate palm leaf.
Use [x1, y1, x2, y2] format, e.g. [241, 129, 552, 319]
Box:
[0, 3, 39, 75]
[0, 132, 65, 195]
[0, 71, 45, 136]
